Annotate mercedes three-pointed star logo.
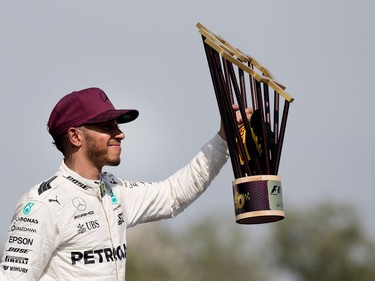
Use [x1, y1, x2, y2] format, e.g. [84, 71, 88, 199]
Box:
[72, 197, 87, 211]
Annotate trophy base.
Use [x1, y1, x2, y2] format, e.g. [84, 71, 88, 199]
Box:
[232, 175, 285, 224]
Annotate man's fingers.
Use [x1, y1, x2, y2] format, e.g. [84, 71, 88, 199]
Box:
[232, 104, 240, 111]
[235, 107, 253, 125]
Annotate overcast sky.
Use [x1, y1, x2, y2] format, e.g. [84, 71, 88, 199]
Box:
[1, 0, 375, 244]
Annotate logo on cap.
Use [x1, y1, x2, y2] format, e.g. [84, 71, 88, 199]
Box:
[100, 91, 111, 104]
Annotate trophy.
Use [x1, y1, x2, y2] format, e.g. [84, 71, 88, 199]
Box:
[197, 23, 295, 224]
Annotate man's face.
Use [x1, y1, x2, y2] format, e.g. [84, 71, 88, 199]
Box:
[80, 120, 125, 168]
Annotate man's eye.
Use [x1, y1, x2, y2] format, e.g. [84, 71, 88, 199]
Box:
[102, 124, 118, 131]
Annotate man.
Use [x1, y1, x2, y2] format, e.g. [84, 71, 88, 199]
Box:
[0, 87, 249, 280]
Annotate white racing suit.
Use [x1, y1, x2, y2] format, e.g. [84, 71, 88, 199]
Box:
[0, 134, 228, 280]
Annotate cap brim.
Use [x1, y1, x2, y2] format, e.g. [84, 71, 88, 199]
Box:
[85, 109, 139, 124]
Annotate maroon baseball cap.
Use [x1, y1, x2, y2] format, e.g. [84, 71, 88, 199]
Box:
[47, 87, 139, 140]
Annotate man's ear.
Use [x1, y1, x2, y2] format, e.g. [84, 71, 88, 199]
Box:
[66, 127, 83, 148]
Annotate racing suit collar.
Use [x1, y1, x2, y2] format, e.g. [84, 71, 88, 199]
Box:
[57, 161, 104, 198]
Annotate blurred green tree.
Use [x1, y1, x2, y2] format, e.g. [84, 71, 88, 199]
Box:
[270, 203, 375, 281]
[2, 202, 373, 281]
[126, 215, 270, 281]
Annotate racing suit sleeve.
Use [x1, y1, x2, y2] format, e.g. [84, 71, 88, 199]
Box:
[1, 195, 60, 281]
[125, 133, 229, 227]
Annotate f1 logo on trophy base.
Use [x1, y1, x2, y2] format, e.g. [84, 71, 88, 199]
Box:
[197, 23, 295, 224]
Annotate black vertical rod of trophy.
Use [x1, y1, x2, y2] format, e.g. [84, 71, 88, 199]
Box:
[204, 45, 242, 178]
[263, 83, 271, 127]
[201, 38, 245, 178]
[222, 58, 235, 105]
[220, 58, 253, 176]
[272, 91, 280, 174]
[263, 83, 273, 170]
[210, 47, 253, 177]
[215, 54, 252, 177]
[248, 63, 259, 110]
[238, 68, 248, 108]
[225, 60, 262, 175]
[201, 40, 237, 176]
[237, 66, 256, 175]
[255, 80, 271, 174]
[273, 100, 290, 175]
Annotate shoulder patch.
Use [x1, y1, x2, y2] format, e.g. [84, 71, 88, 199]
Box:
[38, 176, 58, 195]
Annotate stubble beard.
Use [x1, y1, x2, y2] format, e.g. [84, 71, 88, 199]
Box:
[85, 133, 121, 167]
